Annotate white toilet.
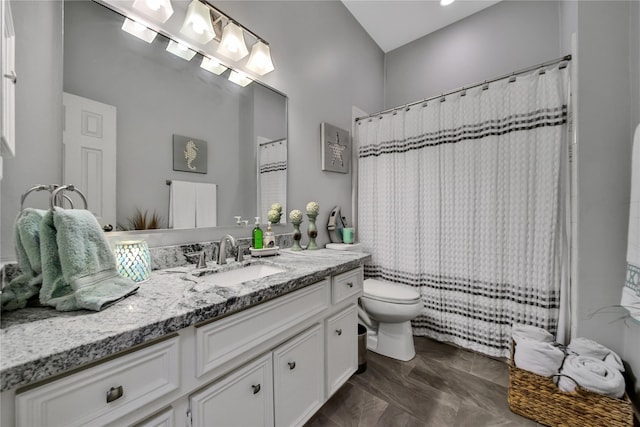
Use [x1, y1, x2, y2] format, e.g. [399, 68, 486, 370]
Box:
[358, 278, 423, 361]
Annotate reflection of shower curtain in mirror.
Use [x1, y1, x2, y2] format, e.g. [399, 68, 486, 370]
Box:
[258, 140, 287, 222]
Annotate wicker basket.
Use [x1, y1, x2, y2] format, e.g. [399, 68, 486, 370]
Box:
[508, 341, 634, 427]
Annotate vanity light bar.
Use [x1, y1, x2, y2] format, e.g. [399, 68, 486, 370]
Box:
[121, 18, 158, 43]
[166, 40, 197, 61]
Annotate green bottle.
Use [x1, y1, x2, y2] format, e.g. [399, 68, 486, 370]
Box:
[252, 217, 263, 249]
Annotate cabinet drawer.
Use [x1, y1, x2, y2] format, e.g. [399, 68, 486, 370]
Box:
[331, 267, 363, 304]
[273, 324, 324, 427]
[133, 408, 174, 427]
[326, 306, 358, 397]
[16, 336, 180, 427]
[190, 353, 273, 427]
[196, 279, 329, 377]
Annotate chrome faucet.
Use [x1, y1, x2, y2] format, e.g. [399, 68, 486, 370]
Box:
[218, 235, 237, 265]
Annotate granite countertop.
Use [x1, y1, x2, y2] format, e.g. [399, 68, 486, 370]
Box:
[0, 249, 370, 392]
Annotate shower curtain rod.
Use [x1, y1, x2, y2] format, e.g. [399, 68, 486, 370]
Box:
[259, 138, 286, 147]
[355, 54, 572, 122]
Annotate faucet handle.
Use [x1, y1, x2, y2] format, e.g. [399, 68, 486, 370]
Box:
[196, 251, 207, 269]
[236, 244, 250, 262]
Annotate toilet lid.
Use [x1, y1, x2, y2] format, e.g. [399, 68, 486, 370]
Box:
[363, 279, 421, 304]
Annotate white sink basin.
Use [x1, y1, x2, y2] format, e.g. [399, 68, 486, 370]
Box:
[200, 264, 286, 287]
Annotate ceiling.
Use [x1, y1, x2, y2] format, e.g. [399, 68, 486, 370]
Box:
[341, 0, 501, 53]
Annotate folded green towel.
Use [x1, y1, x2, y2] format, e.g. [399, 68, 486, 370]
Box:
[1, 208, 46, 311]
[40, 208, 139, 311]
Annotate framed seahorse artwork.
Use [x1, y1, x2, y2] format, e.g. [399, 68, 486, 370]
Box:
[321, 122, 350, 173]
[173, 134, 207, 174]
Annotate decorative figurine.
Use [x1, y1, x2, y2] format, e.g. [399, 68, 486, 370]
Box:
[289, 209, 303, 251]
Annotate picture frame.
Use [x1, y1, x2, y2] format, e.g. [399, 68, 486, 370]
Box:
[321, 122, 350, 173]
[173, 134, 207, 174]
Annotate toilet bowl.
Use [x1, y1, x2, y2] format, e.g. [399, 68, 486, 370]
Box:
[358, 278, 423, 361]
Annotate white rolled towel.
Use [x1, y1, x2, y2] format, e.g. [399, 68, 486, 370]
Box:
[511, 323, 555, 344]
[567, 337, 625, 372]
[557, 355, 626, 398]
[514, 338, 565, 377]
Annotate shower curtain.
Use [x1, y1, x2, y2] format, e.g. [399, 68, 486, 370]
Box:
[258, 139, 287, 222]
[356, 65, 571, 357]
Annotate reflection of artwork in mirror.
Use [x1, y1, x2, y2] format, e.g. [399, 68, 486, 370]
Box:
[61, 0, 287, 228]
[321, 122, 350, 174]
[173, 135, 207, 174]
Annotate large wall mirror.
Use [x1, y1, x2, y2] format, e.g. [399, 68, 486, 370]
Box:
[63, 0, 287, 230]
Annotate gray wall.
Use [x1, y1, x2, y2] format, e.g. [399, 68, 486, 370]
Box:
[384, 1, 561, 108]
[1, 1, 63, 263]
[216, 1, 385, 245]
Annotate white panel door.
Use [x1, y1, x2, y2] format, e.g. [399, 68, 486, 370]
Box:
[63, 92, 116, 227]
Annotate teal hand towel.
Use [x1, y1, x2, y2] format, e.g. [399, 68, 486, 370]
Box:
[39, 209, 139, 311]
[1, 208, 46, 311]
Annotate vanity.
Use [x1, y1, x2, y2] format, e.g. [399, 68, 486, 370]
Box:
[0, 249, 370, 427]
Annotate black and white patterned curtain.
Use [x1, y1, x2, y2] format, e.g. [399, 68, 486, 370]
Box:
[356, 65, 571, 357]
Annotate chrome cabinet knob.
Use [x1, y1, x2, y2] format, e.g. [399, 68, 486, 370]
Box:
[3, 71, 16, 84]
[106, 385, 124, 403]
[252, 384, 261, 395]
[346, 282, 354, 288]
[288, 361, 296, 370]
[336, 328, 343, 336]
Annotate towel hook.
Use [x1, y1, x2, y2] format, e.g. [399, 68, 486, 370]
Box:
[21, 184, 74, 210]
[50, 185, 88, 211]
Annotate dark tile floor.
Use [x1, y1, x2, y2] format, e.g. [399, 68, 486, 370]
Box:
[306, 337, 542, 427]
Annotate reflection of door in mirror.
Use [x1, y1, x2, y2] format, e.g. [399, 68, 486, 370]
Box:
[63, 92, 116, 227]
[257, 138, 287, 223]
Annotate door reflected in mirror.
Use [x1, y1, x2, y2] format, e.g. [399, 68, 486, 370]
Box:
[63, 0, 287, 230]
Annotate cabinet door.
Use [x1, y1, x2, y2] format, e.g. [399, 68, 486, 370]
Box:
[273, 324, 324, 427]
[134, 408, 174, 427]
[190, 353, 273, 427]
[326, 306, 358, 397]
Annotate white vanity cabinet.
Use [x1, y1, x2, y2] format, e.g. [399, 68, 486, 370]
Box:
[190, 324, 324, 427]
[4, 265, 365, 427]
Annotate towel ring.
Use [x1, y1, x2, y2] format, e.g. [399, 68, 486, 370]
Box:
[50, 185, 88, 211]
[20, 184, 74, 210]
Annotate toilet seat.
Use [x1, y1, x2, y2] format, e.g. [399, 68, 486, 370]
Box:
[363, 279, 421, 304]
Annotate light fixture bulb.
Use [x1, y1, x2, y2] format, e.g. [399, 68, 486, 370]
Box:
[246, 40, 275, 75]
[166, 40, 197, 61]
[217, 21, 249, 61]
[146, 0, 161, 11]
[228, 70, 252, 87]
[440, 0, 455, 5]
[180, 0, 216, 44]
[121, 18, 158, 43]
[201, 57, 228, 75]
[132, 0, 174, 23]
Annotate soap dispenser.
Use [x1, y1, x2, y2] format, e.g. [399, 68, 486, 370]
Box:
[263, 223, 275, 248]
[252, 217, 263, 249]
